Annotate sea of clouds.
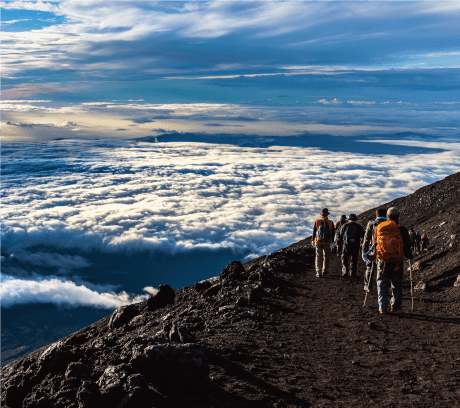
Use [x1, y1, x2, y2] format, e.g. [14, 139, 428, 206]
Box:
[2, 137, 460, 309]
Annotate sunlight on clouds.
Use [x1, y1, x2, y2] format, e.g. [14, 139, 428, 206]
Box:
[2, 140, 460, 261]
[0, 274, 149, 308]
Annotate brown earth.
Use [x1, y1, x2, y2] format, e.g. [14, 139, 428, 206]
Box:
[2, 172, 460, 408]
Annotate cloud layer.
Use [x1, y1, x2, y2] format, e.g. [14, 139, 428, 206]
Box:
[0, 274, 150, 308]
[2, 137, 460, 307]
[3, 138, 460, 261]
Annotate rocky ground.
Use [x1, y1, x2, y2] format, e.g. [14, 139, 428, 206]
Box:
[2, 172, 459, 408]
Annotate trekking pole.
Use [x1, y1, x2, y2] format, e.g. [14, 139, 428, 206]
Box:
[363, 263, 373, 307]
[409, 260, 414, 311]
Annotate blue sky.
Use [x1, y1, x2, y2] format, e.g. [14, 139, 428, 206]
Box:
[2, 1, 460, 142]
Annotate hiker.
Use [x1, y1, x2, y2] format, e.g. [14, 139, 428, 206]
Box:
[334, 215, 347, 257]
[409, 228, 416, 251]
[421, 233, 429, 251]
[362, 208, 387, 292]
[312, 208, 335, 277]
[337, 214, 365, 277]
[414, 232, 422, 253]
[375, 207, 413, 314]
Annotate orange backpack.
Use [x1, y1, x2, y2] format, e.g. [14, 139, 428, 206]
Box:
[376, 220, 404, 262]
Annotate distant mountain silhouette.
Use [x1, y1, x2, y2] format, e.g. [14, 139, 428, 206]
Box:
[133, 132, 446, 155]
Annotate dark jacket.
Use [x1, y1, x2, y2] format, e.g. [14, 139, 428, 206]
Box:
[312, 217, 335, 245]
[362, 217, 387, 253]
[400, 225, 414, 260]
[334, 220, 346, 242]
[337, 220, 365, 249]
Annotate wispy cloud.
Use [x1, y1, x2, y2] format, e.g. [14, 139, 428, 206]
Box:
[316, 98, 342, 105]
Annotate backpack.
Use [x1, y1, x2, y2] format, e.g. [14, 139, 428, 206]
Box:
[409, 231, 416, 242]
[343, 223, 358, 246]
[376, 220, 404, 263]
[316, 219, 332, 243]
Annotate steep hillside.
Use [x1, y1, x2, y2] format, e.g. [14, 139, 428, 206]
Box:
[2, 173, 459, 408]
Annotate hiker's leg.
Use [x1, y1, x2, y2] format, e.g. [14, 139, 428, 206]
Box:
[376, 260, 389, 312]
[315, 244, 323, 274]
[350, 246, 359, 276]
[323, 245, 330, 273]
[341, 248, 349, 276]
[390, 261, 403, 309]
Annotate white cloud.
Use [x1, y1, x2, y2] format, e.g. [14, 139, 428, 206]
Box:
[315, 98, 342, 105]
[0, 274, 149, 308]
[347, 100, 376, 105]
[418, 51, 460, 58]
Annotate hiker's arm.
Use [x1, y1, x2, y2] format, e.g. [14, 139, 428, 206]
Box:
[362, 224, 372, 253]
[312, 222, 317, 242]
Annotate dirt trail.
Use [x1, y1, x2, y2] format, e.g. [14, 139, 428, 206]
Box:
[202, 248, 460, 407]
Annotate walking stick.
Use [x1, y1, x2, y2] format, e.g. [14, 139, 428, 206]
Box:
[409, 260, 414, 311]
[363, 262, 373, 307]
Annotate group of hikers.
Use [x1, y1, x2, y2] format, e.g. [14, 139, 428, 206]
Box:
[311, 207, 429, 314]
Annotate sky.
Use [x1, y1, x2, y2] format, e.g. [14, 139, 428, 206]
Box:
[2, 1, 460, 312]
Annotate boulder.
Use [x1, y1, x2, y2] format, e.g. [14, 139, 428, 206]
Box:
[129, 343, 210, 394]
[194, 279, 214, 291]
[220, 261, 246, 282]
[108, 305, 140, 330]
[169, 324, 195, 343]
[65, 362, 91, 380]
[236, 296, 249, 307]
[147, 284, 175, 312]
[454, 275, 460, 287]
[97, 364, 131, 407]
[203, 283, 221, 297]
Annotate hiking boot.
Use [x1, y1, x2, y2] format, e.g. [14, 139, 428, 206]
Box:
[379, 311, 387, 314]
[316, 272, 321, 277]
[391, 308, 403, 313]
[322, 271, 327, 276]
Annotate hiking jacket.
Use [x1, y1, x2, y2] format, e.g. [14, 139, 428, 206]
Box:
[362, 217, 386, 253]
[312, 217, 335, 245]
[334, 220, 346, 242]
[400, 225, 413, 259]
[337, 220, 365, 249]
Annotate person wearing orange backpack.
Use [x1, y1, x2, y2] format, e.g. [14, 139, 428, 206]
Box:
[375, 207, 413, 314]
[312, 208, 335, 277]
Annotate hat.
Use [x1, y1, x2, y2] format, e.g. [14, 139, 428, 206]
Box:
[340, 214, 347, 220]
[387, 207, 400, 219]
[321, 208, 330, 216]
[348, 214, 357, 220]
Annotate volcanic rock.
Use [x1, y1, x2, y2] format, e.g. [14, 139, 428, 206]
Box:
[108, 305, 140, 330]
[147, 284, 175, 311]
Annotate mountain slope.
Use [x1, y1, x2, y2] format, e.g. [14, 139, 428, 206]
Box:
[2, 172, 459, 408]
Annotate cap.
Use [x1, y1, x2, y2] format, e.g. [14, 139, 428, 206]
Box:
[348, 214, 357, 220]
